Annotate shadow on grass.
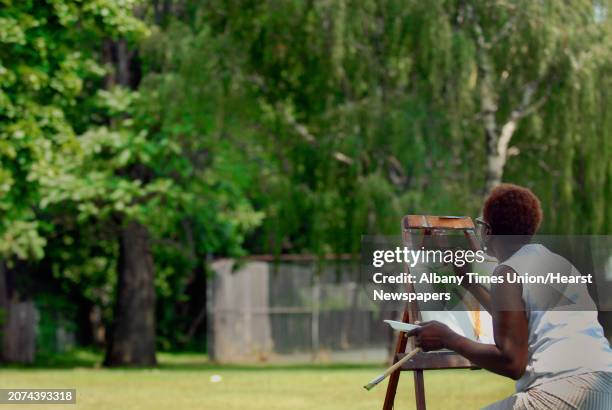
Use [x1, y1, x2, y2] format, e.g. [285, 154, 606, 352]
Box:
[158, 362, 381, 372]
[1, 348, 382, 372]
[2, 349, 101, 369]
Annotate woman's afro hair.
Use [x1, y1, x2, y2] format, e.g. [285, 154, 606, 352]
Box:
[483, 184, 543, 236]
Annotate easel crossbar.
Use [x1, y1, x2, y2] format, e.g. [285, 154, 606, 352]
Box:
[396, 350, 477, 371]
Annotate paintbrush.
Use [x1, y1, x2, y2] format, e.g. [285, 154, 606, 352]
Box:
[363, 347, 422, 391]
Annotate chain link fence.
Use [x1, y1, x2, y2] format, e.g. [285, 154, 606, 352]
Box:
[207, 256, 400, 363]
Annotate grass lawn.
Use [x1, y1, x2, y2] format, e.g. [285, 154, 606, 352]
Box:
[0, 352, 514, 409]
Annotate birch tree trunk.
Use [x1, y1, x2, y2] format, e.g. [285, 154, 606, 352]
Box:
[477, 49, 506, 194]
[470, 8, 548, 196]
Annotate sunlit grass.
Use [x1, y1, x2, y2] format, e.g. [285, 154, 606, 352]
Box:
[0, 351, 514, 409]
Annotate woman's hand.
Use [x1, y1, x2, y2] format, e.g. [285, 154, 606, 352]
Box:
[407, 321, 459, 352]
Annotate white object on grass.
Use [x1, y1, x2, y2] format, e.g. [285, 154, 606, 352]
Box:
[210, 375, 222, 383]
[384, 320, 421, 333]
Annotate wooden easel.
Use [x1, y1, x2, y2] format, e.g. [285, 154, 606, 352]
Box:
[383, 215, 482, 410]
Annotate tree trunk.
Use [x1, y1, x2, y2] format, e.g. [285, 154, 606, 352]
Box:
[0, 263, 7, 362]
[185, 263, 207, 343]
[104, 221, 157, 366]
[485, 149, 506, 194]
[2, 301, 37, 363]
[0, 263, 38, 363]
[470, 9, 536, 196]
[475, 35, 506, 196]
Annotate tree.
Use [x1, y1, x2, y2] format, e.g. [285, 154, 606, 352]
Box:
[0, 0, 146, 361]
[459, 2, 611, 195]
[2, 0, 262, 363]
[2, 0, 610, 362]
[43, 25, 263, 362]
[147, 0, 611, 257]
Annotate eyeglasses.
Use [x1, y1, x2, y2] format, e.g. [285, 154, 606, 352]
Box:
[475, 217, 491, 246]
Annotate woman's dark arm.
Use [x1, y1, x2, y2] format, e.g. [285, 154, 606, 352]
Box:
[463, 282, 493, 314]
[409, 265, 529, 379]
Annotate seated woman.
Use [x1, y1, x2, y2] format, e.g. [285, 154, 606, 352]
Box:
[408, 183, 612, 409]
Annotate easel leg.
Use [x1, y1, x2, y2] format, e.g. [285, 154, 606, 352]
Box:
[382, 221, 437, 409]
[383, 330, 407, 409]
[414, 370, 426, 410]
[383, 366, 401, 410]
[383, 303, 412, 410]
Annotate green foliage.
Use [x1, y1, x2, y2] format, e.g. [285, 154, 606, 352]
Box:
[165, 0, 610, 259]
[0, 0, 146, 261]
[35, 292, 78, 355]
[1, 0, 610, 352]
